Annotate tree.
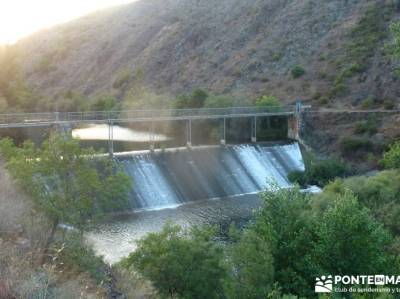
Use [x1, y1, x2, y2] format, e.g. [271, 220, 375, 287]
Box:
[91, 94, 118, 111]
[123, 223, 226, 299]
[255, 95, 280, 108]
[313, 191, 393, 276]
[173, 89, 209, 109]
[224, 228, 275, 299]
[381, 141, 400, 169]
[291, 65, 305, 78]
[389, 22, 400, 77]
[256, 187, 318, 297]
[204, 95, 235, 108]
[323, 171, 400, 236]
[0, 133, 131, 259]
[390, 22, 400, 57]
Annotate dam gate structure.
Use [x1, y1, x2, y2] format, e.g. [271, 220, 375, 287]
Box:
[0, 103, 308, 156]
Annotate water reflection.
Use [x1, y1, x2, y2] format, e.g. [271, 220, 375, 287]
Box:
[72, 124, 170, 142]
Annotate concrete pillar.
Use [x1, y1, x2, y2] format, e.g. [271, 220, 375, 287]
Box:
[149, 120, 155, 151]
[186, 119, 192, 148]
[288, 99, 302, 140]
[287, 115, 300, 140]
[108, 121, 114, 157]
[251, 116, 257, 143]
[220, 118, 226, 145]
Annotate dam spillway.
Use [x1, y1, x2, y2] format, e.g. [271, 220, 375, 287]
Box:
[116, 143, 305, 210]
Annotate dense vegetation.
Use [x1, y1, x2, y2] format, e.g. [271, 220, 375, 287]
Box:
[0, 133, 131, 283]
[123, 171, 400, 298]
[118, 143, 400, 298]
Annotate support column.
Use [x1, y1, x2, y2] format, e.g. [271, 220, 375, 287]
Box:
[287, 99, 302, 140]
[108, 121, 114, 158]
[251, 116, 257, 143]
[149, 120, 155, 151]
[220, 118, 226, 146]
[186, 119, 192, 148]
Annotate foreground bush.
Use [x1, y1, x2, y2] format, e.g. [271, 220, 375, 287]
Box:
[288, 158, 348, 187]
[122, 223, 226, 299]
[125, 185, 398, 298]
[381, 141, 400, 169]
[0, 133, 131, 264]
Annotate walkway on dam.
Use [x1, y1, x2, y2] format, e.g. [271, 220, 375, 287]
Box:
[0, 106, 298, 129]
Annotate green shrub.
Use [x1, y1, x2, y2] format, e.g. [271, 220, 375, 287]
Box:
[91, 95, 118, 111]
[361, 96, 375, 109]
[324, 170, 400, 236]
[307, 158, 348, 187]
[173, 89, 209, 109]
[289, 159, 348, 187]
[381, 141, 400, 169]
[354, 119, 378, 135]
[255, 95, 280, 108]
[383, 99, 396, 110]
[291, 65, 305, 78]
[58, 235, 108, 283]
[340, 137, 373, 155]
[319, 96, 329, 105]
[204, 95, 234, 108]
[123, 223, 226, 299]
[113, 69, 131, 89]
[288, 170, 307, 187]
[329, 83, 348, 97]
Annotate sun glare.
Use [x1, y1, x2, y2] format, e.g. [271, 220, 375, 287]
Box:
[0, 0, 136, 44]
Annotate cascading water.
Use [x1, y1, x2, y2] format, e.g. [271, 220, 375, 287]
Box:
[116, 142, 305, 210]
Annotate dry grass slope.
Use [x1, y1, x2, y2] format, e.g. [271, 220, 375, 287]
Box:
[14, 0, 400, 109]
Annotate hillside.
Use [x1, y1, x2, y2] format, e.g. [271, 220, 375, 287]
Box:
[13, 0, 400, 110]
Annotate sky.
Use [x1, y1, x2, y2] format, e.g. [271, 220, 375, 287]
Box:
[0, 0, 137, 44]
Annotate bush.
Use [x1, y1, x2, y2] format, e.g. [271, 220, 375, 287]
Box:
[289, 158, 348, 187]
[354, 119, 378, 135]
[313, 192, 393, 276]
[361, 96, 375, 109]
[224, 229, 274, 299]
[383, 99, 396, 110]
[340, 137, 373, 155]
[58, 234, 108, 283]
[113, 69, 131, 89]
[255, 95, 280, 108]
[287, 170, 307, 187]
[173, 89, 209, 109]
[123, 223, 226, 299]
[91, 95, 118, 111]
[204, 95, 234, 108]
[381, 141, 400, 169]
[291, 65, 305, 78]
[329, 83, 348, 97]
[307, 159, 348, 186]
[325, 171, 400, 236]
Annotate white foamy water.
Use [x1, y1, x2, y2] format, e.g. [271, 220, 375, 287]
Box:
[117, 142, 305, 210]
[72, 124, 170, 142]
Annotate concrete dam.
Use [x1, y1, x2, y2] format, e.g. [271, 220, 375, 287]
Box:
[116, 142, 305, 210]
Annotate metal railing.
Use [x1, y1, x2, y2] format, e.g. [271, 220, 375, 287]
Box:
[0, 106, 296, 128]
